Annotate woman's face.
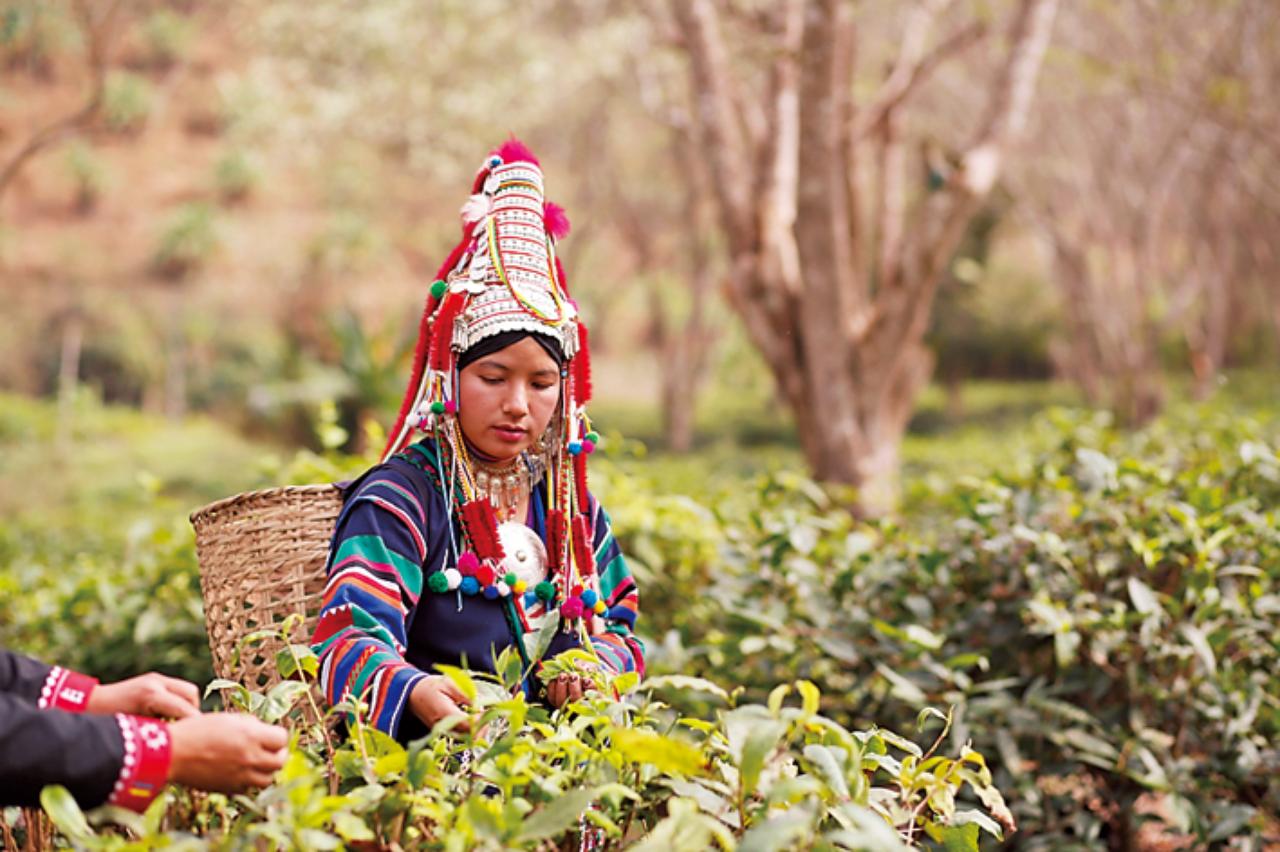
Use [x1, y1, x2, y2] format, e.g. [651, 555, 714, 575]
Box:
[457, 336, 561, 461]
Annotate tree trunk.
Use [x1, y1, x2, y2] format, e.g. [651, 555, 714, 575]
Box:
[670, 0, 1058, 514]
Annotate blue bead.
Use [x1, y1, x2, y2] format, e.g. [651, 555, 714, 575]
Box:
[483, 584, 500, 600]
[460, 576, 480, 596]
[580, 589, 598, 607]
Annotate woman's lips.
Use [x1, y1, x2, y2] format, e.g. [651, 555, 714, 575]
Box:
[492, 426, 527, 443]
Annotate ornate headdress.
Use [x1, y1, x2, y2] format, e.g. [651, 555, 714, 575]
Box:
[381, 138, 602, 637]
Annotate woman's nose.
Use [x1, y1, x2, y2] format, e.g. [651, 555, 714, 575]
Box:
[502, 385, 529, 416]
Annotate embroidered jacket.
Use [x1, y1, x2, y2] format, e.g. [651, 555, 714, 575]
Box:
[0, 650, 170, 812]
[311, 439, 644, 742]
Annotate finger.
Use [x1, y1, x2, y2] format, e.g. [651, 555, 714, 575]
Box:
[163, 677, 201, 710]
[252, 748, 288, 772]
[244, 770, 277, 789]
[146, 689, 201, 720]
[566, 679, 584, 701]
[254, 724, 289, 751]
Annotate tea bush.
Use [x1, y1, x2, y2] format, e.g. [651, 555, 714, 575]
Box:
[19, 628, 1011, 851]
[4, 390, 1277, 846]
[603, 409, 1280, 846]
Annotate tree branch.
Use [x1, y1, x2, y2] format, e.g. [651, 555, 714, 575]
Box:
[854, 5, 989, 140]
[0, 0, 127, 207]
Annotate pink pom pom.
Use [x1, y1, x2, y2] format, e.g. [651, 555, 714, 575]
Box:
[444, 399, 457, 414]
[493, 137, 540, 167]
[544, 202, 571, 241]
[560, 597, 584, 620]
[457, 552, 480, 575]
[582, 439, 596, 455]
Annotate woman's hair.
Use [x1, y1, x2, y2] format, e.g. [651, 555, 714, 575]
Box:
[456, 330, 565, 373]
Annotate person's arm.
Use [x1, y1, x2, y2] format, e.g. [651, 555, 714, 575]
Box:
[311, 470, 437, 736]
[0, 693, 169, 811]
[586, 499, 645, 677]
[0, 648, 98, 711]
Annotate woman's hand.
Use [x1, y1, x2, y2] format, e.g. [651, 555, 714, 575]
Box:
[410, 675, 472, 731]
[546, 672, 590, 708]
[168, 713, 288, 792]
[87, 672, 202, 719]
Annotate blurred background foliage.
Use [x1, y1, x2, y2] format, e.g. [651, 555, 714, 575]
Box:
[1, 0, 1278, 847]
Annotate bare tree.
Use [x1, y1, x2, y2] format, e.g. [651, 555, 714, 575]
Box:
[661, 0, 1058, 513]
[0, 0, 128, 209]
[1018, 0, 1280, 419]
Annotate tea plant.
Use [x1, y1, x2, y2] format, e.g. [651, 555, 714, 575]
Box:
[32, 621, 1010, 850]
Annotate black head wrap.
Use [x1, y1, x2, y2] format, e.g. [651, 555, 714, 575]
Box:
[456, 330, 565, 373]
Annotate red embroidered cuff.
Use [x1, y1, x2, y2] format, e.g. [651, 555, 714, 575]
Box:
[37, 666, 99, 713]
[107, 715, 172, 813]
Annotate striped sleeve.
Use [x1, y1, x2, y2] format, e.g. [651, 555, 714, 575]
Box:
[311, 469, 429, 737]
[588, 499, 645, 677]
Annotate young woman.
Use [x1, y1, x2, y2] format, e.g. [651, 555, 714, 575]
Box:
[311, 140, 643, 744]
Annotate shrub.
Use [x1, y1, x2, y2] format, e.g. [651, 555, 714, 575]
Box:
[63, 141, 107, 213]
[213, 147, 261, 203]
[23, 631, 1011, 850]
[152, 203, 220, 280]
[610, 410, 1280, 846]
[139, 9, 194, 70]
[102, 71, 152, 134]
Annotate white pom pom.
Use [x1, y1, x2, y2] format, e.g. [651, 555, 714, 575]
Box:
[497, 581, 511, 598]
[460, 193, 491, 225]
[444, 568, 462, 591]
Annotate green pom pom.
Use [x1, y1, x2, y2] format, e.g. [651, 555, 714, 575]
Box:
[426, 572, 449, 594]
[585, 431, 600, 443]
[430, 400, 446, 415]
[503, 572, 518, 587]
[534, 581, 556, 603]
[430, 279, 447, 299]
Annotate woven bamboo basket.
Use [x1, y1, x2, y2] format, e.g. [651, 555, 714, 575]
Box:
[190, 484, 342, 690]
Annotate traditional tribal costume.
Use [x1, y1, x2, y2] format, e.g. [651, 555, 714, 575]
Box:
[311, 139, 644, 743]
[0, 649, 171, 811]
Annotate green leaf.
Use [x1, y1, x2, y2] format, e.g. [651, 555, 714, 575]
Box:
[802, 744, 849, 799]
[874, 663, 926, 706]
[952, 808, 1004, 839]
[332, 811, 375, 842]
[740, 719, 787, 797]
[925, 820, 981, 851]
[1180, 623, 1217, 676]
[260, 679, 309, 722]
[767, 683, 791, 715]
[796, 680, 820, 717]
[611, 728, 706, 776]
[516, 786, 597, 843]
[739, 806, 813, 851]
[434, 664, 478, 702]
[640, 675, 730, 702]
[523, 612, 562, 666]
[39, 786, 94, 844]
[1127, 577, 1160, 616]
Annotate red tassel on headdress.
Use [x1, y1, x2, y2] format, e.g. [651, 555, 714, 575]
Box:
[381, 297, 436, 458]
[434, 231, 475, 283]
[428, 292, 464, 371]
[458, 500, 505, 561]
[544, 202, 570, 241]
[572, 322, 592, 406]
[546, 508, 568, 575]
[572, 513, 595, 577]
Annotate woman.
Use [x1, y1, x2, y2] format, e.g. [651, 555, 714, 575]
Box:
[311, 140, 643, 744]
